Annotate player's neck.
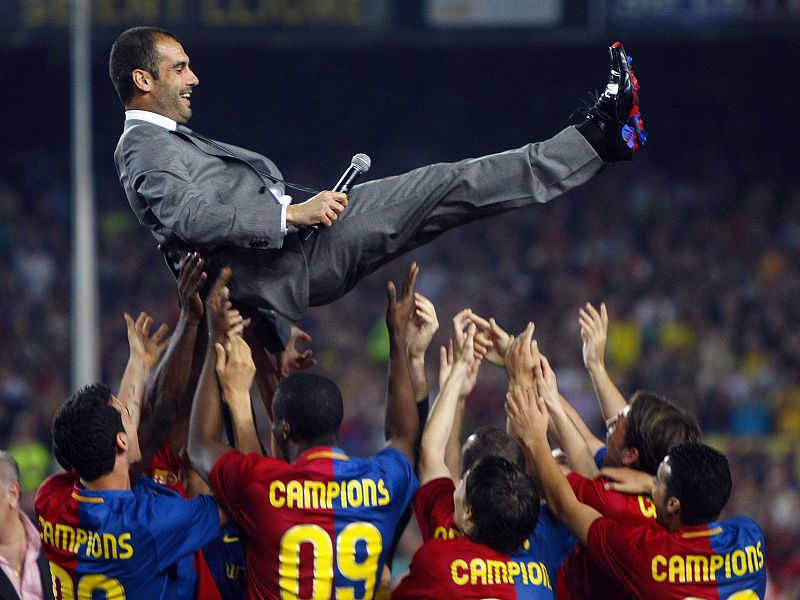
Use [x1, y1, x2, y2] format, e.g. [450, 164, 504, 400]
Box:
[82, 462, 132, 492]
[290, 438, 338, 462]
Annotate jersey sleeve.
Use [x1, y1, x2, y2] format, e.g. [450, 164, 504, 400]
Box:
[567, 472, 657, 523]
[412, 478, 457, 541]
[137, 480, 222, 571]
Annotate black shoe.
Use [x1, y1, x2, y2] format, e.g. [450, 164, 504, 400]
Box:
[575, 42, 647, 162]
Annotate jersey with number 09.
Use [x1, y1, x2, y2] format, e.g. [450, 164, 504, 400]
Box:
[209, 446, 417, 600]
[34, 471, 221, 600]
[588, 515, 767, 600]
[408, 477, 575, 599]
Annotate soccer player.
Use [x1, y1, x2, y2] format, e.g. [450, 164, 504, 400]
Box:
[187, 264, 420, 600]
[506, 382, 767, 599]
[394, 316, 572, 598]
[35, 314, 227, 600]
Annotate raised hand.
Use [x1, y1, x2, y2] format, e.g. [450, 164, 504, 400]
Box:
[215, 332, 257, 409]
[504, 322, 536, 387]
[204, 267, 233, 343]
[406, 292, 439, 358]
[505, 384, 549, 445]
[177, 252, 207, 322]
[123, 311, 170, 369]
[579, 302, 608, 371]
[597, 466, 654, 496]
[533, 353, 560, 412]
[469, 313, 512, 367]
[386, 262, 419, 339]
[279, 325, 317, 377]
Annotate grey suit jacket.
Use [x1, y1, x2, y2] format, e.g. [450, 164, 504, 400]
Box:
[115, 119, 311, 321]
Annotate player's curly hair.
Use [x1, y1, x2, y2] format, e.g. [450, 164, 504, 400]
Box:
[52, 384, 124, 482]
[273, 373, 344, 442]
[461, 426, 526, 477]
[466, 456, 540, 555]
[625, 390, 701, 475]
[109, 26, 180, 105]
[665, 442, 732, 525]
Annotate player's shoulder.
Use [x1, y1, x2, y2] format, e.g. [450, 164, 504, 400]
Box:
[719, 515, 765, 537]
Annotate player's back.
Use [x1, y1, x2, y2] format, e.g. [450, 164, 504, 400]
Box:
[209, 446, 417, 600]
[587, 514, 767, 599]
[34, 471, 221, 600]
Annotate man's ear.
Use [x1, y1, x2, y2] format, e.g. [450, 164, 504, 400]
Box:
[621, 446, 639, 467]
[666, 495, 681, 516]
[6, 481, 20, 509]
[131, 69, 154, 93]
[116, 431, 129, 453]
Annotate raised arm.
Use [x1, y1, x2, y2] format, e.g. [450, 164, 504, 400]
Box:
[140, 252, 206, 457]
[534, 354, 599, 478]
[216, 332, 260, 455]
[119, 311, 169, 479]
[383, 263, 420, 463]
[439, 310, 482, 480]
[506, 385, 601, 546]
[469, 312, 512, 368]
[419, 322, 476, 485]
[580, 302, 627, 420]
[187, 268, 237, 484]
[406, 292, 440, 413]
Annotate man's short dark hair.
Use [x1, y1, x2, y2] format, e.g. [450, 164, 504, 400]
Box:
[466, 456, 540, 555]
[273, 373, 344, 442]
[625, 390, 702, 475]
[109, 26, 179, 105]
[461, 426, 526, 476]
[665, 442, 732, 525]
[52, 384, 123, 482]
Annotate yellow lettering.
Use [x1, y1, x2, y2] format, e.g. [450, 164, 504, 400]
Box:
[486, 560, 508, 584]
[346, 480, 363, 508]
[685, 555, 709, 582]
[75, 529, 88, 554]
[328, 482, 340, 508]
[304, 481, 326, 510]
[43, 520, 54, 546]
[528, 562, 543, 585]
[451, 559, 468, 585]
[637, 495, 658, 519]
[725, 551, 732, 578]
[118, 533, 133, 560]
[102, 533, 118, 559]
[286, 480, 303, 508]
[377, 479, 390, 506]
[470, 558, 487, 585]
[49, 562, 74, 599]
[55, 524, 75, 552]
[709, 554, 724, 580]
[745, 544, 758, 573]
[756, 541, 764, 570]
[668, 555, 685, 583]
[362, 479, 377, 506]
[732, 550, 747, 576]
[507, 561, 521, 583]
[269, 481, 286, 508]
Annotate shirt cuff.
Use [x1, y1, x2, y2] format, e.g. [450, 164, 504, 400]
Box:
[273, 188, 292, 235]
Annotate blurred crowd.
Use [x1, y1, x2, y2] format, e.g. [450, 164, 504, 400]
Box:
[1, 41, 799, 597]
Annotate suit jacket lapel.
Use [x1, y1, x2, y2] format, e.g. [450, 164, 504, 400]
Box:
[37, 550, 55, 600]
[0, 567, 21, 600]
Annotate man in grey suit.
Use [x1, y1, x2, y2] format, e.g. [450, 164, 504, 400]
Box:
[111, 28, 645, 350]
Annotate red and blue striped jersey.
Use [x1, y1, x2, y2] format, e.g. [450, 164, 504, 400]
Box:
[209, 446, 417, 600]
[409, 477, 575, 599]
[588, 515, 767, 599]
[34, 471, 221, 600]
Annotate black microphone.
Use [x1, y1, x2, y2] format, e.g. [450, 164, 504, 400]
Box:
[333, 153, 371, 193]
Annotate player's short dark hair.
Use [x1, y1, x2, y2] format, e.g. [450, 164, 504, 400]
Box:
[466, 456, 540, 554]
[52, 384, 124, 482]
[461, 426, 526, 476]
[625, 390, 701, 475]
[109, 26, 179, 105]
[665, 442, 732, 525]
[273, 373, 344, 441]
